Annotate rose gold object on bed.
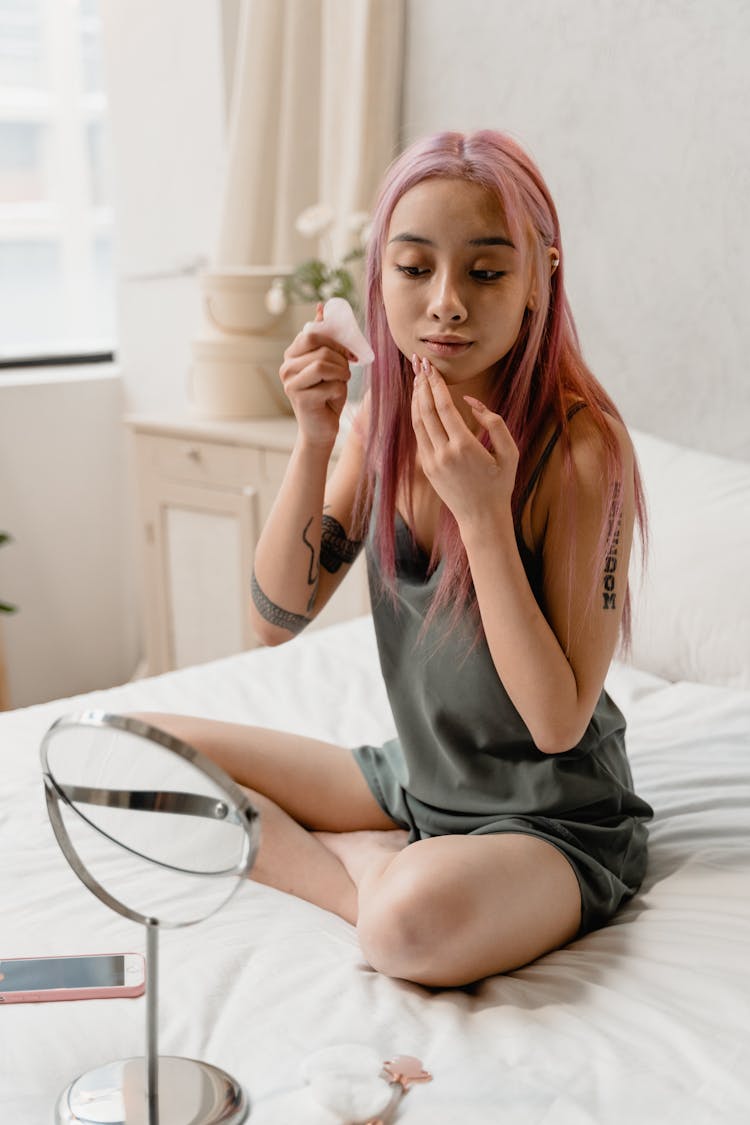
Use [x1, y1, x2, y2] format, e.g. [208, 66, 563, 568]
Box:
[365, 1055, 433, 1125]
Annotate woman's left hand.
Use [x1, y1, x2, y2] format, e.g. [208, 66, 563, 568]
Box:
[410, 356, 519, 531]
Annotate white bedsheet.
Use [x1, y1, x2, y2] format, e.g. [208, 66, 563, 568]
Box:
[1, 616, 748, 1124]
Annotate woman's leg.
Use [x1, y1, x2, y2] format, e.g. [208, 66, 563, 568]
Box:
[323, 830, 583, 987]
[131, 713, 405, 924]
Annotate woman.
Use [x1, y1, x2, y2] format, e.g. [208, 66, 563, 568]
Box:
[141, 131, 652, 988]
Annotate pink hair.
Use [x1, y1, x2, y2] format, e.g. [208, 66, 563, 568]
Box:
[355, 130, 646, 652]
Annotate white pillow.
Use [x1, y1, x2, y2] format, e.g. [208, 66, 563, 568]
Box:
[626, 429, 750, 689]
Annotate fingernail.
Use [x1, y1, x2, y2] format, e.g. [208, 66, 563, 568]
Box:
[411, 353, 419, 374]
[421, 357, 430, 375]
[464, 395, 484, 411]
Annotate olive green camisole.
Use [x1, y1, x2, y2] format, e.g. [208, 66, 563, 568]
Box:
[351, 406, 653, 934]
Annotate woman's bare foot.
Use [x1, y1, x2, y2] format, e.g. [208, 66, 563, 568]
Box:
[313, 829, 410, 888]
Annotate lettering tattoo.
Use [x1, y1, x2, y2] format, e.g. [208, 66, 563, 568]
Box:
[602, 483, 621, 610]
[251, 570, 311, 635]
[320, 514, 363, 574]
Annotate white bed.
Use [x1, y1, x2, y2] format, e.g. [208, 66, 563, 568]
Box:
[2, 429, 749, 1125]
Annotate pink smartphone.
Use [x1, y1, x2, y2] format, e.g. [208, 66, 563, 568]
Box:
[0, 953, 145, 1004]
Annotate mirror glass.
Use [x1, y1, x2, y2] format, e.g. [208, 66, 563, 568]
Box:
[42, 713, 260, 928]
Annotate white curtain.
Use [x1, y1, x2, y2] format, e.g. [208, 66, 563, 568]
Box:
[214, 0, 406, 268]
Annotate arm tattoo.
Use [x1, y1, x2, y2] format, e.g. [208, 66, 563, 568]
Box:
[602, 483, 621, 610]
[301, 516, 319, 612]
[320, 514, 363, 574]
[251, 570, 311, 635]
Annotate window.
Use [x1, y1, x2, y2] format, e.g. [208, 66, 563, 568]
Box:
[0, 0, 115, 365]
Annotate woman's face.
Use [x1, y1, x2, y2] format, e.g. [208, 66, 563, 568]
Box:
[381, 177, 537, 396]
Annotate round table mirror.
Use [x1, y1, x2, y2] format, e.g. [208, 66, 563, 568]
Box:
[41, 710, 261, 1125]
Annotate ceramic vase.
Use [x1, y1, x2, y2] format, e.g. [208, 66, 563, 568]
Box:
[189, 267, 313, 419]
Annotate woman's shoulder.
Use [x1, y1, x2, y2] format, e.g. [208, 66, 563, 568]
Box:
[525, 394, 631, 491]
[522, 398, 633, 553]
[564, 399, 634, 482]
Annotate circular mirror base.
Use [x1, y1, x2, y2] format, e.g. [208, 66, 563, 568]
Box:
[56, 1056, 248, 1125]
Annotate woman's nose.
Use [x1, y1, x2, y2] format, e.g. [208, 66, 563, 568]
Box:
[426, 272, 467, 322]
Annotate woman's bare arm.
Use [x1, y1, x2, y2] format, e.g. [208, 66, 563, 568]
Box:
[411, 362, 634, 753]
[463, 411, 635, 753]
[251, 417, 367, 645]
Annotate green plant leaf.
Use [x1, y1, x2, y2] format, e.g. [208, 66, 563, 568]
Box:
[284, 258, 330, 302]
[284, 248, 364, 312]
[0, 532, 17, 611]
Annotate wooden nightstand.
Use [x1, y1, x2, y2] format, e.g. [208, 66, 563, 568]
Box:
[126, 414, 370, 675]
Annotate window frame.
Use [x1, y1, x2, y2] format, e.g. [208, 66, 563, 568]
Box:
[0, 0, 116, 368]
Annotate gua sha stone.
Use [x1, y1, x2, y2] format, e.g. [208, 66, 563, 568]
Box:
[321, 297, 375, 366]
[254, 1044, 433, 1125]
[298, 1044, 432, 1124]
[382, 1055, 433, 1088]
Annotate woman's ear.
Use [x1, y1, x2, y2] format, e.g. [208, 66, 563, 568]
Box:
[526, 266, 538, 311]
[527, 247, 560, 311]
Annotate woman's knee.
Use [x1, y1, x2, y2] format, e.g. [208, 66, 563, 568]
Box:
[356, 863, 465, 980]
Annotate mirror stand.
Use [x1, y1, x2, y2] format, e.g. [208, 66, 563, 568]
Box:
[41, 711, 260, 1125]
[56, 920, 248, 1125]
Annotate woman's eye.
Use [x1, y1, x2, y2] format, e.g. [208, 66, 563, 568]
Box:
[395, 265, 428, 277]
[394, 265, 506, 281]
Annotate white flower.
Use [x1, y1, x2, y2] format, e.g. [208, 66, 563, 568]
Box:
[295, 203, 335, 239]
[265, 280, 288, 316]
[347, 211, 371, 235]
[359, 219, 373, 245]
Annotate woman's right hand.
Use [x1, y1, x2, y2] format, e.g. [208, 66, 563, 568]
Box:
[279, 303, 356, 449]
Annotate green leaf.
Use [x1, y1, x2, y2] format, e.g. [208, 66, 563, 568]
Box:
[284, 258, 329, 302]
[295, 258, 327, 285]
[283, 252, 364, 311]
[328, 268, 352, 298]
[0, 533, 17, 611]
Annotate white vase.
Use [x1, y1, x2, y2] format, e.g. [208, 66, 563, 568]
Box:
[189, 267, 314, 419]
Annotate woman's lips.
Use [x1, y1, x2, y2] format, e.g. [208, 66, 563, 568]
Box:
[421, 339, 473, 357]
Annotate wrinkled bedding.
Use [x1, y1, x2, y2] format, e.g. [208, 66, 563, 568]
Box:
[1, 616, 748, 1123]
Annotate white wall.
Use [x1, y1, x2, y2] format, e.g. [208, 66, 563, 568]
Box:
[99, 0, 228, 416]
[0, 2, 231, 707]
[0, 368, 139, 707]
[402, 0, 750, 459]
[6, 0, 748, 705]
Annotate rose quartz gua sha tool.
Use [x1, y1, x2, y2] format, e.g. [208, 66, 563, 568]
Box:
[364, 1055, 433, 1125]
[298, 1044, 432, 1125]
[321, 297, 375, 366]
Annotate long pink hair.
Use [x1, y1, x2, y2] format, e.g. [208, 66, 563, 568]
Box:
[355, 130, 646, 651]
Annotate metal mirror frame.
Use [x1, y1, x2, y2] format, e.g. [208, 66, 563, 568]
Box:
[41, 710, 260, 926]
[40, 710, 261, 1125]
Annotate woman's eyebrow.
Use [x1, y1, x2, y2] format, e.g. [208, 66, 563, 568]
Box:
[469, 235, 515, 248]
[388, 232, 515, 248]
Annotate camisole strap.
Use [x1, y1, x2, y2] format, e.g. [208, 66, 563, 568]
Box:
[518, 401, 588, 511]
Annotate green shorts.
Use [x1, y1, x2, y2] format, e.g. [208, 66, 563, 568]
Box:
[352, 742, 650, 937]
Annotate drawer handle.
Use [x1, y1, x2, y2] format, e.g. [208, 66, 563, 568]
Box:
[186, 447, 202, 462]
